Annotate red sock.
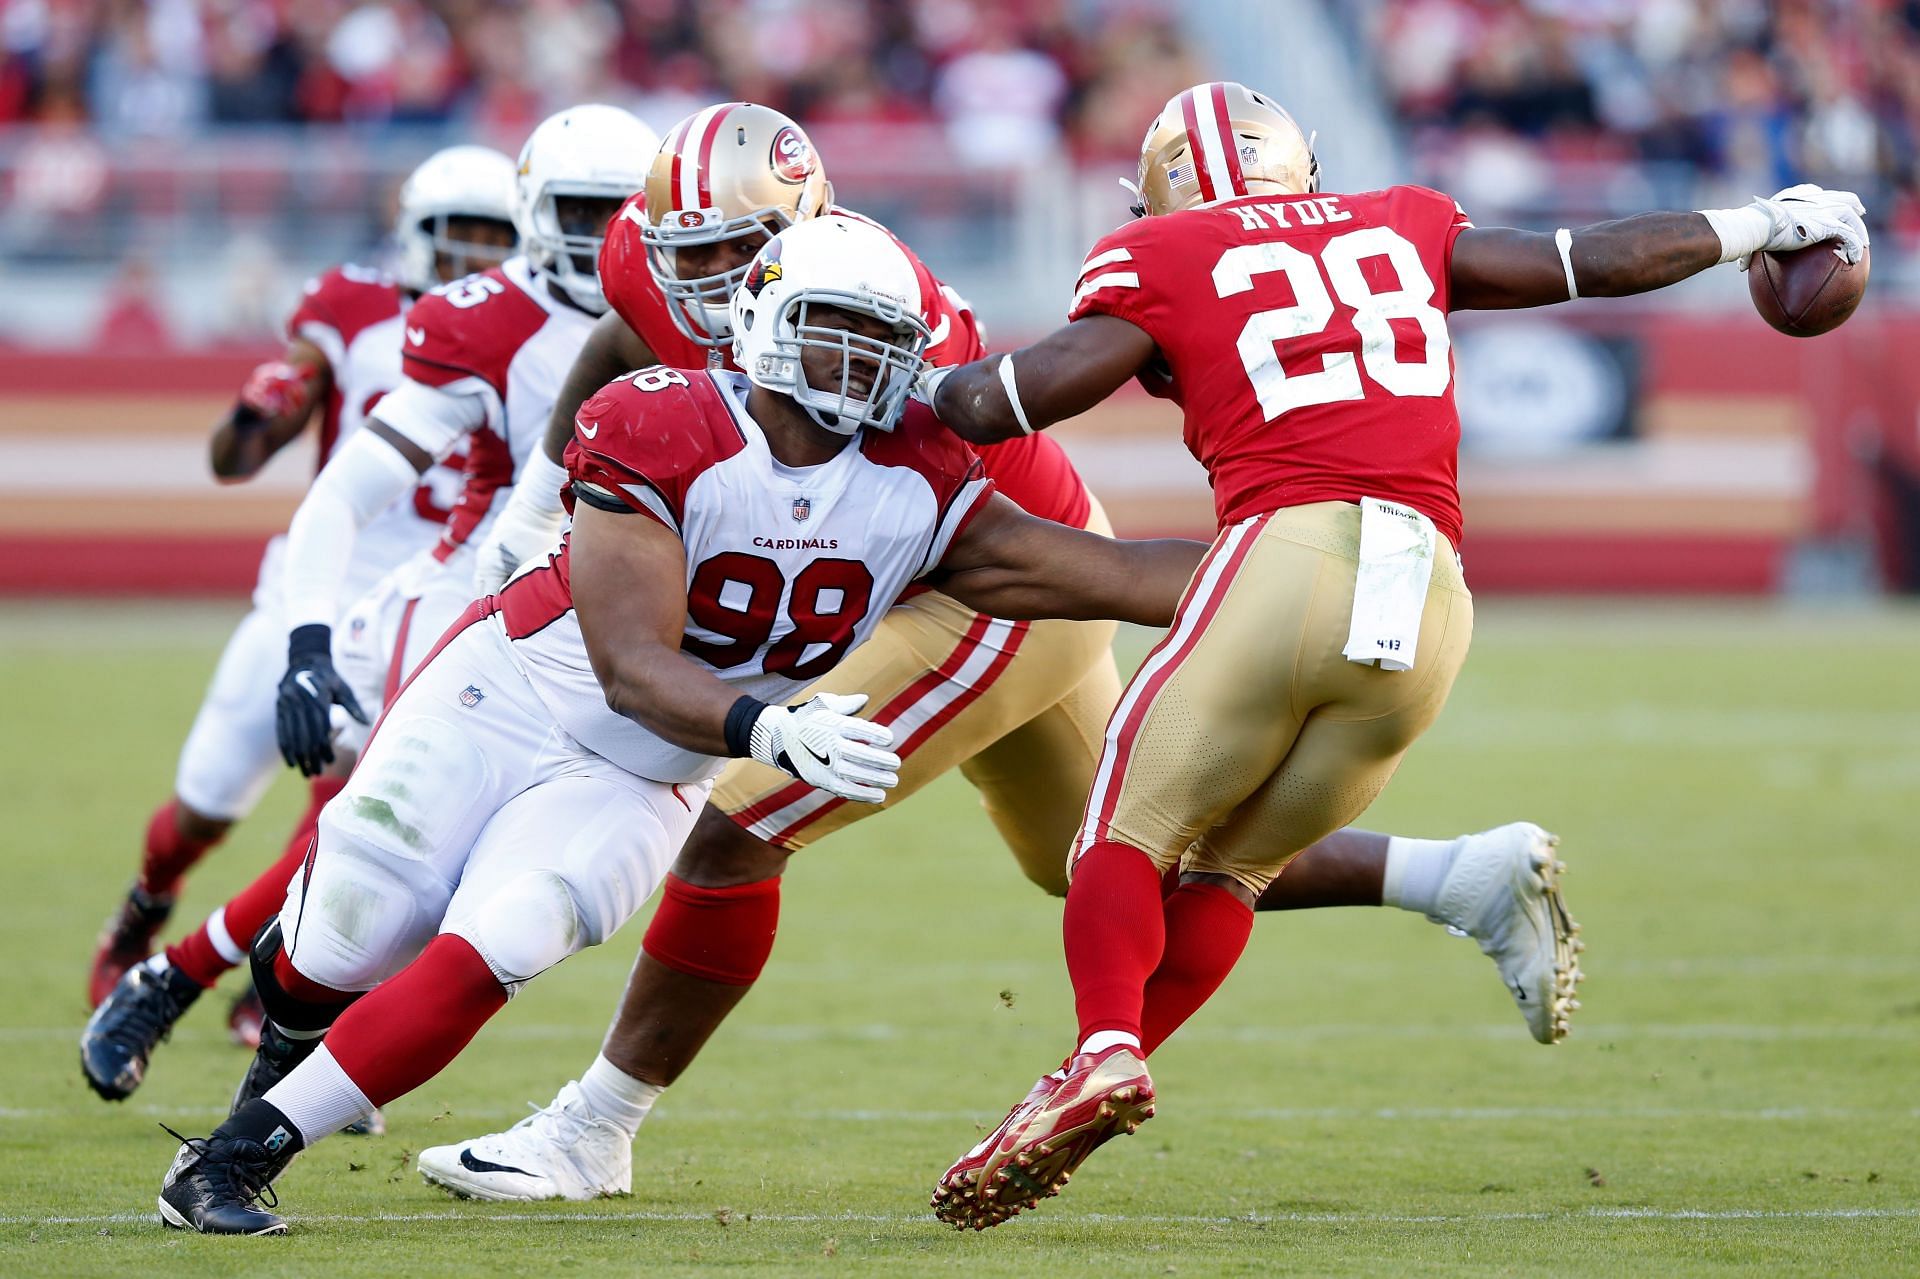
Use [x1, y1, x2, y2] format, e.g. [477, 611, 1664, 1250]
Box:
[1140, 882, 1255, 1055]
[641, 875, 781, 985]
[138, 799, 221, 897]
[323, 935, 508, 1107]
[1062, 841, 1167, 1046]
[163, 779, 348, 989]
[227, 775, 346, 953]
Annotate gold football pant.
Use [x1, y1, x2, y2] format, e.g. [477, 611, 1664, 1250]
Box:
[1072, 501, 1473, 897]
[715, 501, 1120, 895]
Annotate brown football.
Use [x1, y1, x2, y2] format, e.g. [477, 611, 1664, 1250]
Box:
[1748, 240, 1870, 337]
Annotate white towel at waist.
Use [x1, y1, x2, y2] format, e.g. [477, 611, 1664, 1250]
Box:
[1341, 497, 1437, 672]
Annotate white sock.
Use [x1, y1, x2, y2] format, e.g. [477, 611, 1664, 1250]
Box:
[262, 1043, 374, 1146]
[205, 906, 247, 967]
[1381, 836, 1458, 917]
[1078, 1030, 1141, 1057]
[575, 1052, 663, 1140]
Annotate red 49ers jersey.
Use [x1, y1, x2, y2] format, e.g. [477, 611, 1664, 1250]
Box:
[391, 256, 599, 560]
[599, 193, 1090, 530]
[286, 264, 466, 598]
[1069, 186, 1471, 545]
[496, 367, 994, 783]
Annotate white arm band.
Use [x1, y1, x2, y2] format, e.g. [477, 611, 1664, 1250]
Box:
[370, 377, 489, 460]
[997, 353, 1034, 435]
[1554, 228, 1579, 300]
[1698, 204, 1773, 265]
[282, 431, 424, 630]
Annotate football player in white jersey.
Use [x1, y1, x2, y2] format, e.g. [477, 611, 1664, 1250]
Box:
[80, 109, 653, 1110]
[154, 216, 1212, 1236]
[82, 144, 517, 1028]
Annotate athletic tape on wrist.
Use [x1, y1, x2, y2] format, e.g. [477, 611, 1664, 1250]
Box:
[1554, 228, 1579, 300]
[1699, 204, 1772, 265]
[997, 354, 1034, 435]
[724, 695, 769, 759]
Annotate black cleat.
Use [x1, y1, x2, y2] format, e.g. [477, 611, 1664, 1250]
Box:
[230, 1022, 317, 1117]
[80, 957, 202, 1101]
[157, 1119, 297, 1236]
[88, 883, 174, 1007]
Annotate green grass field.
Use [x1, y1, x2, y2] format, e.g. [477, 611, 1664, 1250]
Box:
[3, 601, 1917, 1277]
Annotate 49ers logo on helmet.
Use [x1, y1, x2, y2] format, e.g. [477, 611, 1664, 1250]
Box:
[769, 126, 815, 185]
[676, 210, 705, 229]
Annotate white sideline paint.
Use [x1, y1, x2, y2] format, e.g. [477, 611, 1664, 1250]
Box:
[2, 1207, 1914, 1227]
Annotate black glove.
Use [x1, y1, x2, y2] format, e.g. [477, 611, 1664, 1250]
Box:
[275, 624, 368, 777]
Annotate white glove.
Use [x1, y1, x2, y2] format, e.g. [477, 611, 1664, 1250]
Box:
[472, 450, 569, 595]
[1709, 184, 1869, 269]
[749, 692, 901, 804]
[914, 362, 957, 411]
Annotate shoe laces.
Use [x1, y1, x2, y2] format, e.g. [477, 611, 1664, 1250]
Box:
[510, 1093, 594, 1147]
[158, 1124, 280, 1211]
[113, 966, 190, 1046]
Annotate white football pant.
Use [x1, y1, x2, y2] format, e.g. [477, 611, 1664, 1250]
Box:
[283, 608, 706, 995]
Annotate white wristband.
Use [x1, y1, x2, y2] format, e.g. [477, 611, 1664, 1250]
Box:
[997, 353, 1034, 435]
[1698, 204, 1773, 265]
[1554, 228, 1578, 300]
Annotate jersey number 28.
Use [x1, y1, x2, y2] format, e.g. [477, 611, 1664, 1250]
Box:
[1213, 226, 1450, 420]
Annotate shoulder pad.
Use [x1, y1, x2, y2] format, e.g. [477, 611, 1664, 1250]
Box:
[399, 269, 545, 394]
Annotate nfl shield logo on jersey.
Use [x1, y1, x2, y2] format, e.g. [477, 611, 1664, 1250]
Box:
[791, 497, 811, 523]
[459, 685, 485, 708]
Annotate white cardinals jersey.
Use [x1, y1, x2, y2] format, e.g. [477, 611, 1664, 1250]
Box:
[283, 265, 467, 603]
[493, 367, 994, 783]
[374, 255, 599, 563]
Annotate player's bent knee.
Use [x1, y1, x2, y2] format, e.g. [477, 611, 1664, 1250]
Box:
[284, 839, 449, 991]
[674, 806, 790, 887]
[450, 870, 588, 989]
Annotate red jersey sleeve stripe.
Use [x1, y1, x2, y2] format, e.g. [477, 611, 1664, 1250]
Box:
[1178, 90, 1217, 205]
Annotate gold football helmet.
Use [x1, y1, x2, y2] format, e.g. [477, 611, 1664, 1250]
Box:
[1129, 82, 1318, 219]
[640, 102, 834, 345]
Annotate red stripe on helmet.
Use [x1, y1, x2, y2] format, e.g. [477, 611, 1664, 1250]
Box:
[1211, 82, 1247, 197]
[666, 116, 694, 211]
[694, 103, 736, 208]
[1177, 90, 1216, 204]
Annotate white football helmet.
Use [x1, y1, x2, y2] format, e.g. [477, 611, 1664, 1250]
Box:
[394, 145, 519, 293]
[513, 105, 659, 314]
[731, 218, 929, 435]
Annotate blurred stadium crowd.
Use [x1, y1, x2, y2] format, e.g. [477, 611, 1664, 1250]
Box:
[1358, 0, 1920, 242]
[0, 0, 1198, 161]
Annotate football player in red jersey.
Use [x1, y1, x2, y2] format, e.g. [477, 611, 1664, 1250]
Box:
[152, 217, 1214, 1236]
[78, 108, 652, 1111]
[81, 145, 517, 1025]
[417, 104, 1580, 1204]
[921, 81, 1870, 1228]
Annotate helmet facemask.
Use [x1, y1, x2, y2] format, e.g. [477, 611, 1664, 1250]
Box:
[523, 186, 630, 313]
[405, 213, 518, 288]
[643, 206, 797, 346]
[739, 289, 929, 435]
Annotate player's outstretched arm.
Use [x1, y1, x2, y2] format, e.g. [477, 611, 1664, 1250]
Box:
[473, 313, 660, 594]
[570, 500, 900, 802]
[933, 493, 1205, 627]
[1452, 185, 1869, 310]
[208, 339, 332, 482]
[924, 314, 1158, 445]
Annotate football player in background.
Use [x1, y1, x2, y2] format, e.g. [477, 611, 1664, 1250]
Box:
[921, 82, 1869, 1228]
[418, 103, 1581, 1204]
[81, 144, 517, 1030]
[80, 105, 653, 1109]
[153, 217, 1211, 1235]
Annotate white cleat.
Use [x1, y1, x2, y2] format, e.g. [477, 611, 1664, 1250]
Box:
[417, 1082, 631, 1201]
[1431, 822, 1583, 1045]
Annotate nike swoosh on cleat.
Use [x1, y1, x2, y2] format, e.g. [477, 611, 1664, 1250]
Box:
[459, 1149, 536, 1178]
